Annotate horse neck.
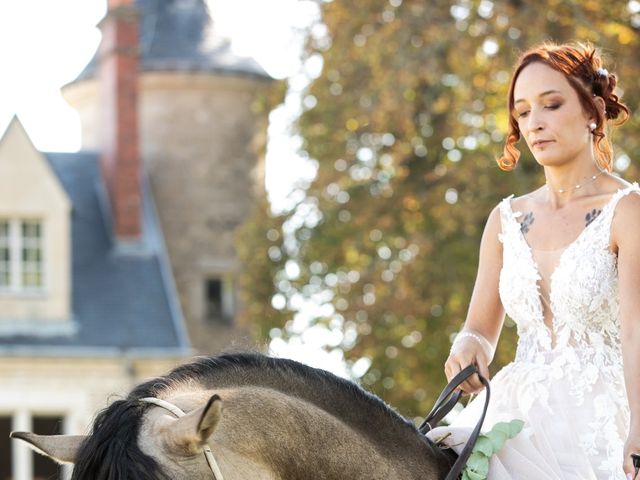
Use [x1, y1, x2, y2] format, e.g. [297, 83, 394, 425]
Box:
[201, 386, 451, 480]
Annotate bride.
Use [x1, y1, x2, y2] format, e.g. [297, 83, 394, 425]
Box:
[425, 42, 640, 480]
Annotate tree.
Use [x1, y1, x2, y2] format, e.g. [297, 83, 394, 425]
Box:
[237, 0, 640, 418]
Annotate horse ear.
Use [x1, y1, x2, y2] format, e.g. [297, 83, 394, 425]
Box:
[197, 394, 223, 440]
[164, 394, 223, 454]
[10, 432, 85, 464]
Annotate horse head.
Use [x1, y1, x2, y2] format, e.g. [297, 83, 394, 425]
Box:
[11, 353, 456, 479]
[11, 393, 226, 479]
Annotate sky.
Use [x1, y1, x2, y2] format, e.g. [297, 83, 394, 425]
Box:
[0, 0, 355, 375]
[0, 0, 319, 212]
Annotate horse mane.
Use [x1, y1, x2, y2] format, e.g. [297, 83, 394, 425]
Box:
[72, 353, 422, 479]
[147, 353, 421, 443]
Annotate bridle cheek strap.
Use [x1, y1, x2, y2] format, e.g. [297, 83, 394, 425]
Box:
[139, 397, 225, 480]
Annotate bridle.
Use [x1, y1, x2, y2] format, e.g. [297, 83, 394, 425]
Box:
[139, 397, 225, 480]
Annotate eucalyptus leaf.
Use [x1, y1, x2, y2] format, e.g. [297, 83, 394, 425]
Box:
[473, 435, 495, 456]
[491, 422, 512, 436]
[508, 419, 524, 437]
[467, 451, 490, 476]
[486, 430, 508, 451]
[462, 419, 527, 479]
[466, 469, 486, 480]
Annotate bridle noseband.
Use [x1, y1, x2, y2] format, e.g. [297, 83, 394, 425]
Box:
[139, 397, 225, 480]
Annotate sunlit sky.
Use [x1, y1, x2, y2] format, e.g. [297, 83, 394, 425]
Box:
[0, 0, 352, 374]
[0, 0, 318, 211]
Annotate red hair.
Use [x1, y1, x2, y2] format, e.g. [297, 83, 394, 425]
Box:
[498, 42, 629, 171]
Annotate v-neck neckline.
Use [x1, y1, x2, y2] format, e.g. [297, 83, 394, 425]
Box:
[504, 185, 632, 349]
[508, 187, 624, 257]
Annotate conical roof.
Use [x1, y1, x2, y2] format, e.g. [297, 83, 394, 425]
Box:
[74, 0, 271, 82]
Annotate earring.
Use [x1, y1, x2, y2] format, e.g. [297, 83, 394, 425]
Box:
[589, 122, 597, 131]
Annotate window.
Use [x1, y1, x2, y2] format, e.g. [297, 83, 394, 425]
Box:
[0, 222, 9, 288]
[206, 278, 222, 320]
[32, 416, 62, 480]
[0, 414, 63, 480]
[0, 219, 44, 292]
[22, 222, 43, 289]
[205, 276, 234, 325]
[0, 416, 10, 480]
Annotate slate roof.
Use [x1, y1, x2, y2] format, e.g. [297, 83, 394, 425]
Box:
[0, 152, 190, 355]
[74, 0, 271, 82]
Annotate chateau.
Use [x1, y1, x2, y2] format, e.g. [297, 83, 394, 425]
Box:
[0, 0, 272, 478]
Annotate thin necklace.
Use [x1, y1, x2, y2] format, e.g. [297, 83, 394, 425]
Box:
[545, 170, 605, 194]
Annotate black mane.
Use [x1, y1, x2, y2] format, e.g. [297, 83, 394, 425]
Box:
[71, 399, 169, 480]
[72, 353, 421, 479]
[138, 353, 420, 442]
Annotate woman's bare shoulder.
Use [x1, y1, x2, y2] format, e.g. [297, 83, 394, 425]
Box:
[508, 187, 545, 213]
[601, 175, 633, 193]
[612, 183, 640, 251]
[613, 181, 640, 217]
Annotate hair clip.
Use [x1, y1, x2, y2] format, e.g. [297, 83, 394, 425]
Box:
[596, 68, 608, 77]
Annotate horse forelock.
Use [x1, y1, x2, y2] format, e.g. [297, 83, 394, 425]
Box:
[71, 399, 171, 480]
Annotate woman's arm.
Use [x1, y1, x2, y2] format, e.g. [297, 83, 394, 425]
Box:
[612, 192, 640, 478]
[445, 204, 506, 394]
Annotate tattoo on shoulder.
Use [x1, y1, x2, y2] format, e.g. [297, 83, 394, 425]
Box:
[585, 208, 602, 227]
[520, 211, 534, 234]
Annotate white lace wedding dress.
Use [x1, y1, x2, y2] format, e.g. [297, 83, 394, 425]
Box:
[425, 183, 639, 480]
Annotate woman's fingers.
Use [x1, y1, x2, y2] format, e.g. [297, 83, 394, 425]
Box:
[444, 359, 460, 384]
[445, 359, 469, 393]
[445, 355, 490, 394]
[477, 359, 490, 380]
[445, 359, 479, 394]
[477, 360, 491, 390]
[464, 373, 484, 394]
[466, 362, 490, 393]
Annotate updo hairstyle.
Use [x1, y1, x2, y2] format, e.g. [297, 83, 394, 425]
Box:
[498, 42, 629, 171]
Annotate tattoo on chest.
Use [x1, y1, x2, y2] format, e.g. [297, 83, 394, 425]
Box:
[519, 207, 603, 238]
[585, 208, 602, 227]
[520, 211, 534, 234]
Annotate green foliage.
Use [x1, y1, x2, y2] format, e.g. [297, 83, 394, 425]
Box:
[462, 419, 524, 480]
[237, 0, 640, 418]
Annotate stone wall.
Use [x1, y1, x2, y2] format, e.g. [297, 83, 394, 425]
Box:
[140, 73, 269, 353]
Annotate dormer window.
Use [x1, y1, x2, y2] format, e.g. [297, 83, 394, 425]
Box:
[205, 276, 234, 325]
[0, 218, 44, 293]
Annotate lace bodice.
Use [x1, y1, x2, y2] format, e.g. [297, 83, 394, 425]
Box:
[497, 185, 640, 361]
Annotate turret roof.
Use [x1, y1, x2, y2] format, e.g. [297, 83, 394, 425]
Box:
[74, 0, 271, 82]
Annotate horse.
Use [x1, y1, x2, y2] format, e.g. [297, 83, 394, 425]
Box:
[11, 352, 457, 479]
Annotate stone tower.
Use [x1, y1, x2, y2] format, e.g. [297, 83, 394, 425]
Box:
[62, 0, 274, 353]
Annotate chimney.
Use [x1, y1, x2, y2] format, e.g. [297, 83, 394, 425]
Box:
[98, 0, 141, 240]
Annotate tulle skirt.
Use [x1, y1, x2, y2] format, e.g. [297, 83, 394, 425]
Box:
[425, 358, 629, 480]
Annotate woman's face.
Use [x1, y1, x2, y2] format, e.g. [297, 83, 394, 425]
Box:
[512, 62, 593, 167]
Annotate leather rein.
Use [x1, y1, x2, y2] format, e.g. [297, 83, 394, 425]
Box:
[139, 397, 225, 480]
[419, 364, 491, 480]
